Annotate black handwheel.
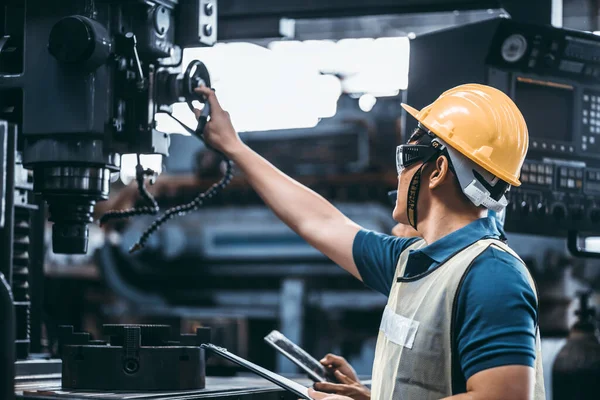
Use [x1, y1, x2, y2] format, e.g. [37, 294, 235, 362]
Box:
[183, 60, 211, 113]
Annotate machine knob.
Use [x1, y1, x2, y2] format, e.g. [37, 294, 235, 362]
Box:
[48, 15, 111, 70]
[552, 204, 567, 221]
[590, 208, 600, 223]
[520, 200, 530, 216]
[543, 53, 556, 66]
[535, 203, 547, 217]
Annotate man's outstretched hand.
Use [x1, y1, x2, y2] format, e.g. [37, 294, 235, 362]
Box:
[313, 355, 370, 400]
[313, 370, 370, 400]
[193, 86, 243, 157]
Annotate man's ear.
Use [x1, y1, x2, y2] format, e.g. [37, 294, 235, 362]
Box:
[429, 155, 450, 189]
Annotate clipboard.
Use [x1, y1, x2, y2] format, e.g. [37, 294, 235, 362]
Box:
[201, 343, 312, 399]
[264, 330, 336, 383]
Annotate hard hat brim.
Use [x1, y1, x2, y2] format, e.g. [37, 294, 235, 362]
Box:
[401, 103, 421, 120]
[401, 103, 522, 187]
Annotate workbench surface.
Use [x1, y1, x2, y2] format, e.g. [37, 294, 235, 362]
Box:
[16, 374, 310, 399]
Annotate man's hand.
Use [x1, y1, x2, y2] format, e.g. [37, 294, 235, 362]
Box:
[194, 86, 243, 156]
[313, 370, 370, 400]
[308, 388, 353, 400]
[320, 354, 360, 383]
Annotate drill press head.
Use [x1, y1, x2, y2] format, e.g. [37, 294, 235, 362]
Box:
[14, 0, 217, 254]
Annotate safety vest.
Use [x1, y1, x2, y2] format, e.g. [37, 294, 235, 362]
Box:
[370, 238, 546, 399]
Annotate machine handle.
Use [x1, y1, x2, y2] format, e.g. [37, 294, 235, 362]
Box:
[567, 230, 600, 259]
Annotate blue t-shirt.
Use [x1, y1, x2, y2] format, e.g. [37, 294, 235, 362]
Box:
[352, 217, 537, 391]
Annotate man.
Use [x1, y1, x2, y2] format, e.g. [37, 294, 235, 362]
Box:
[194, 83, 545, 400]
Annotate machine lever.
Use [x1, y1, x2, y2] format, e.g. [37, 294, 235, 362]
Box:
[117, 32, 146, 90]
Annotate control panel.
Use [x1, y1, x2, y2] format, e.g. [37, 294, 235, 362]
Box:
[505, 160, 600, 236]
[488, 23, 600, 85]
[404, 17, 600, 235]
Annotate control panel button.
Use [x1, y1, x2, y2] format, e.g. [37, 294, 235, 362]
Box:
[501, 34, 528, 63]
[520, 201, 530, 216]
[535, 203, 547, 216]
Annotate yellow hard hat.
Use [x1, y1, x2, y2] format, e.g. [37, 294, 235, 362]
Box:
[401, 83, 528, 186]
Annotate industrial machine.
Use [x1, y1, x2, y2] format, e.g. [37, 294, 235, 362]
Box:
[1, 0, 220, 256]
[0, 1, 299, 399]
[2, 0, 599, 398]
[404, 17, 600, 254]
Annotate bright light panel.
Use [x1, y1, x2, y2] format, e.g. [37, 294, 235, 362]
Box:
[156, 37, 410, 134]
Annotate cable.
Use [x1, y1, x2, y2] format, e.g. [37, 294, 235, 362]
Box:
[128, 108, 234, 253]
[129, 159, 233, 253]
[99, 154, 160, 225]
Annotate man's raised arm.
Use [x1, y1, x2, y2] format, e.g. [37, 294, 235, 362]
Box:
[195, 87, 363, 279]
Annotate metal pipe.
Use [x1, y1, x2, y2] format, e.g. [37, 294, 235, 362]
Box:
[0, 272, 15, 400]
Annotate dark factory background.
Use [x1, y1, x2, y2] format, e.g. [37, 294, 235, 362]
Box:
[2, 1, 600, 400]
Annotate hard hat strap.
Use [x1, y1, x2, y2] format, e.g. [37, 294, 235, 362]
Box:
[406, 147, 443, 230]
[463, 179, 508, 212]
[406, 164, 424, 230]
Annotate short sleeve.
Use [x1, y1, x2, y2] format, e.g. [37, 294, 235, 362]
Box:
[454, 247, 538, 384]
[352, 230, 421, 296]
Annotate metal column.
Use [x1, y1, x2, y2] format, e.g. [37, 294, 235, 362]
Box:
[277, 279, 305, 374]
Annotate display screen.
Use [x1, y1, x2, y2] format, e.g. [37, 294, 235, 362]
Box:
[514, 79, 574, 143]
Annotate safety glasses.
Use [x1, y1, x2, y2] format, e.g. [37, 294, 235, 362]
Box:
[396, 144, 441, 175]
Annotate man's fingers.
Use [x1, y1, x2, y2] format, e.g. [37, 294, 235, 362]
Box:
[334, 370, 354, 384]
[307, 388, 328, 399]
[313, 382, 348, 394]
[194, 86, 223, 112]
[320, 354, 345, 367]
